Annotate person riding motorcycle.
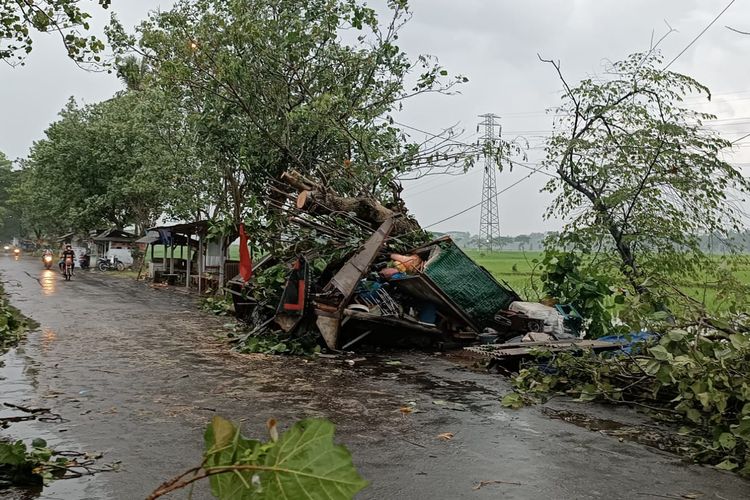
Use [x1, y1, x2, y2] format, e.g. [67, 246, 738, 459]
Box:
[42, 248, 54, 268]
[59, 245, 76, 273]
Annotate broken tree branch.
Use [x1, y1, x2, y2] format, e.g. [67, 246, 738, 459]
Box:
[279, 170, 423, 236]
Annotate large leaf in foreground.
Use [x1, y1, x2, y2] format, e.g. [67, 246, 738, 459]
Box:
[260, 419, 368, 499]
[203, 417, 367, 499]
[204, 416, 262, 499]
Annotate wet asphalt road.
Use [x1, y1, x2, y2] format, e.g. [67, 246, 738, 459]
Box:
[1, 254, 748, 500]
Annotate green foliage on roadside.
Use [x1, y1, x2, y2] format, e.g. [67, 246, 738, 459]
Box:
[0, 285, 31, 355]
[537, 250, 622, 338]
[235, 330, 321, 356]
[150, 416, 367, 498]
[200, 295, 234, 316]
[0, 438, 68, 487]
[0, 0, 109, 65]
[503, 321, 750, 476]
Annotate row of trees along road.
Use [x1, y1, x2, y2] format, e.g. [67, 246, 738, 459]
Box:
[9, 0, 481, 250]
[3, 0, 749, 312]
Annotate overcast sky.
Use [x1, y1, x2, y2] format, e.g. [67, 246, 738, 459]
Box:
[2, 0, 749, 236]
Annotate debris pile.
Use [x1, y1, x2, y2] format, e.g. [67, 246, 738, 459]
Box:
[228, 175, 586, 353]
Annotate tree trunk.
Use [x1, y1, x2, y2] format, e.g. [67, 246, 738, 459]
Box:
[280, 171, 421, 236]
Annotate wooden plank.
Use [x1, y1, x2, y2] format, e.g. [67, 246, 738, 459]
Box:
[342, 309, 442, 335]
[465, 339, 625, 359]
[329, 218, 394, 300]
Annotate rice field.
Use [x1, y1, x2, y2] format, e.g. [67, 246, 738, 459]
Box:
[468, 250, 750, 311]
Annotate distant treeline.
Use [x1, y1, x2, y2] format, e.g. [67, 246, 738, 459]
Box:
[436, 230, 750, 253]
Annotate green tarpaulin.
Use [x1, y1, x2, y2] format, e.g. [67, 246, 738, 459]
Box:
[423, 241, 518, 329]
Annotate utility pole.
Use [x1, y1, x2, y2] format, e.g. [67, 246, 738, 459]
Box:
[478, 113, 501, 252]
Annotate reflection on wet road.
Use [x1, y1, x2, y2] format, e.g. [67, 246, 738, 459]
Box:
[1, 255, 749, 500]
[39, 270, 56, 296]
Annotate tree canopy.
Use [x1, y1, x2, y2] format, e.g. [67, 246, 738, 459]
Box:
[541, 52, 750, 304]
[0, 151, 22, 239]
[0, 0, 109, 65]
[15, 94, 170, 236]
[106, 0, 470, 244]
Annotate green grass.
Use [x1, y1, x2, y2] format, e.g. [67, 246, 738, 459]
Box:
[465, 250, 543, 297]
[468, 250, 750, 311]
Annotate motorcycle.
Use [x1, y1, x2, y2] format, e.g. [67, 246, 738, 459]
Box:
[13, 248, 20, 256]
[62, 256, 73, 281]
[42, 254, 54, 270]
[79, 254, 91, 269]
[97, 256, 125, 272]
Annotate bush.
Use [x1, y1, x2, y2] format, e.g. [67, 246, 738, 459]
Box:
[537, 251, 621, 338]
[0, 285, 31, 355]
[504, 325, 750, 476]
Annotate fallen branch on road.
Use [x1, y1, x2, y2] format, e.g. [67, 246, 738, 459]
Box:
[473, 479, 524, 490]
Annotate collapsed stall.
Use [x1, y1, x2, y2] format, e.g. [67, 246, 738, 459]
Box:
[226, 172, 587, 352]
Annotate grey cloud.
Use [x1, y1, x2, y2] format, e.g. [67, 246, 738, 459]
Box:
[1, 0, 748, 236]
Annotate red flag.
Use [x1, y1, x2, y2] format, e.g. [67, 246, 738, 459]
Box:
[239, 223, 253, 282]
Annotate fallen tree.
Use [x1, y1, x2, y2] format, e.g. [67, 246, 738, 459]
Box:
[280, 170, 423, 237]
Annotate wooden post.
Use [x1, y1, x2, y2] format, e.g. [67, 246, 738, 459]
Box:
[218, 236, 226, 291]
[170, 244, 175, 274]
[185, 232, 191, 289]
[198, 236, 204, 295]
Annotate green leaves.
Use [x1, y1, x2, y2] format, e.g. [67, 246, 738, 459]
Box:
[501, 393, 525, 409]
[105, 0, 467, 249]
[201, 416, 367, 499]
[647, 345, 672, 362]
[0, 440, 28, 466]
[505, 323, 750, 476]
[542, 51, 750, 310]
[1, 0, 110, 66]
[0, 284, 31, 355]
[538, 250, 617, 338]
[0, 436, 71, 487]
[17, 92, 169, 234]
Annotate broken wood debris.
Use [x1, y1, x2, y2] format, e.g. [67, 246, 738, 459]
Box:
[225, 177, 593, 355]
[464, 339, 626, 360]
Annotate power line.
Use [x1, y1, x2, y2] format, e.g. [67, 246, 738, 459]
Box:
[732, 132, 750, 145]
[664, 0, 737, 70]
[423, 162, 549, 230]
[404, 167, 484, 197]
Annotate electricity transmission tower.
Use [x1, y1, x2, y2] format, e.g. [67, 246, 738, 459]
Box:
[478, 113, 502, 252]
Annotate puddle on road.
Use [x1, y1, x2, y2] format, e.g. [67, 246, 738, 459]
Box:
[39, 270, 57, 296]
[1, 347, 103, 499]
[542, 407, 693, 455]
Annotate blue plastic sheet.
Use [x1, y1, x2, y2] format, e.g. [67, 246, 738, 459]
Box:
[597, 331, 658, 354]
